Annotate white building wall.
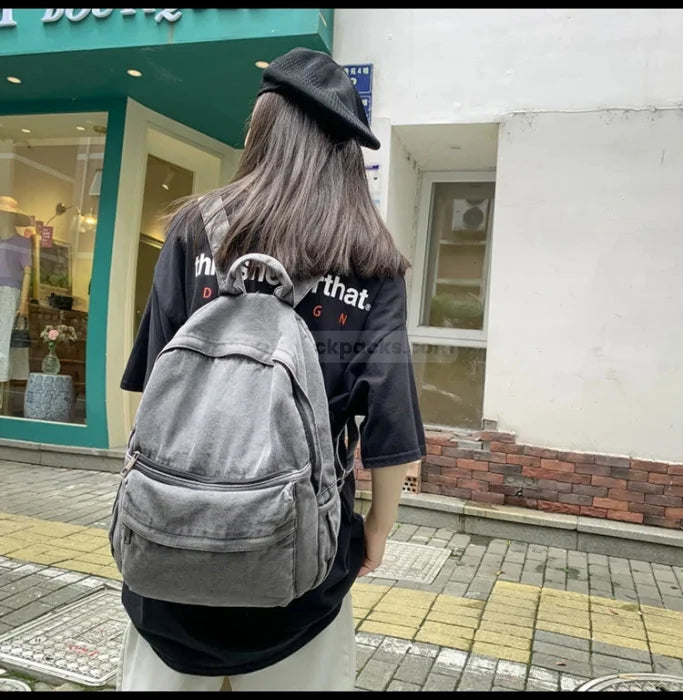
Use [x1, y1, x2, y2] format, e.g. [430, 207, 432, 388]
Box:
[333, 9, 683, 461]
[333, 9, 683, 123]
[488, 109, 683, 461]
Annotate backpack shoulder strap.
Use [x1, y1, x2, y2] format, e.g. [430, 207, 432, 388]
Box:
[198, 192, 320, 305]
[197, 192, 231, 293]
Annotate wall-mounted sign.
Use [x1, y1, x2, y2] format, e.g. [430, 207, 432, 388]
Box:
[0, 8, 183, 29]
[365, 163, 381, 209]
[40, 225, 53, 248]
[343, 63, 373, 125]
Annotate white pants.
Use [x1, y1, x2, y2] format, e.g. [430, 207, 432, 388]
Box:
[116, 594, 356, 691]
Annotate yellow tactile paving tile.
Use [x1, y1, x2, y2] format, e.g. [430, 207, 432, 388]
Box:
[2, 510, 683, 662]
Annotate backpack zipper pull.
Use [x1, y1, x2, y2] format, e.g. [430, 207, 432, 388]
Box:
[122, 451, 140, 475]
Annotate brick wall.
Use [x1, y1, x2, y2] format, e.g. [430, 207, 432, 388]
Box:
[354, 428, 683, 530]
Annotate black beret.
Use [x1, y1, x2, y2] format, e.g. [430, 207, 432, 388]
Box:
[257, 47, 380, 150]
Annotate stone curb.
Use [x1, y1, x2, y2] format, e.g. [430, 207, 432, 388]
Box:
[356, 490, 683, 566]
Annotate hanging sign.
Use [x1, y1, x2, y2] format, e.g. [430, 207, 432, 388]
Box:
[40, 225, 53, 248]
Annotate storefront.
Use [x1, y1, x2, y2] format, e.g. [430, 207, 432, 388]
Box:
[0, 8, 333, 448]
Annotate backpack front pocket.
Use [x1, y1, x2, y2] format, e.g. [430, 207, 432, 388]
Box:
[115, 464, 298, 607]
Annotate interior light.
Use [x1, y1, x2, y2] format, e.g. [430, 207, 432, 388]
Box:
[83, 209, 98, 226]
[76, 126, 86, 131]
[127, 69, 142, 78]
[161, 167, 174, 191]
[255, 61, 269, 69]
[6, 76, 21, 84]
[21, 128, 31, 134]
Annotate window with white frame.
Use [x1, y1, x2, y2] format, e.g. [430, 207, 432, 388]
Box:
[409, 172, 495, 430]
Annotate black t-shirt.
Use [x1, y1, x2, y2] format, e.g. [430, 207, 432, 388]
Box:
[120, 218, 426, 676]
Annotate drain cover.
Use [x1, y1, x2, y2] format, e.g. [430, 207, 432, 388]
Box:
[0, 588, 127, 687]
[370, 541, 450, 583]
[0, 678, 31, 691]
[576, 673, 683, 692]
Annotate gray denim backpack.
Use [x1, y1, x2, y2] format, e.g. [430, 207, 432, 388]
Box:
[109, 193, 357, 607]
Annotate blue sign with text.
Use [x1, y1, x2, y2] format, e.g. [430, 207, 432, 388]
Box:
[343, 63, 373, 125]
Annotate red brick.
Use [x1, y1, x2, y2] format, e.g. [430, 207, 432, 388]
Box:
[457, 458, 490, 472]
[537, 500, 580, 515]
[489, 464, 523, 476]
[477, 431, 516, 443]
[475, 451, 507, 463]
[422, 464, 442, 476]
[442, 486, 471, 499]
[628, 502, 665, 516]
[491, 441, 524, 454]
[609, 468, 649, 482]
[668, 465, 683, 476]
[425, 431, 458, 445]
[522, 489, 559, 500]
[478, 471, 504, 484]
[628, 481, 665, 494]
[540, 459, 575, 473]
[630, 459, 669, 473]
[593, 497, 628, 511]
[643, 515, 680, 529]
[507, 454, 541, 467]
[434, 467, 472, 480]
[595, 455, 630, 468]
[572, 484, 608, 497]
[420, 483, 442, 495]
[523, 467, 590, 484]
[490, 484, 522, 495]
[557, 451, 595, 464]
[426, 444, 442, 456]
[428, 474, 462, 488]
[442, 446, 479, 459]
[523, 446, 559, 459]
[537, 479, 572, 493]
[580, 506, 607, 518]
[470, 491, 505, 505]
[664, 507, 683, 519]
[559, 493, 593, 506]
[649, 472, 675, 485]
[575, 463, 611, 476]
[608, 488, 644, 503]
[644, 494, 682, 507]
[458, 479, 489, 491]
[424, 455, 457, 468]
[608, 510, 644, 524]
[664, 486, 683, 497]
[506, 496, 537, 508]
[592, 475, 627, 489]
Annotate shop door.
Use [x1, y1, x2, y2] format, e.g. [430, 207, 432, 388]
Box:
[115, 114, 238, 440]
[133, 154, 195, 336]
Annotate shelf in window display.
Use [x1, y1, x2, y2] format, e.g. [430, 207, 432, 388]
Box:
[439, 239, 486, 246]
[435, 278, 482, 287]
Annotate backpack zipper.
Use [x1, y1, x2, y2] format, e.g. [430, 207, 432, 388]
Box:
[124, 451, 310, 491]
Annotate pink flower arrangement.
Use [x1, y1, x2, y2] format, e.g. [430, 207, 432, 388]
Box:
[40, 323, 77, 347]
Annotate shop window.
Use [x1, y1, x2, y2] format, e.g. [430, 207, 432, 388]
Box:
[411, 344, 486, 429]
[0, 112, 108, 424]
[409, 173, 495, 430]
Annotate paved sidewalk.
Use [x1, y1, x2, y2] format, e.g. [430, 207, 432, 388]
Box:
[0, 459, 682, 692]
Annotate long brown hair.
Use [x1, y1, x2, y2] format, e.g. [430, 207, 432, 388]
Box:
[165, 91, 409, 279]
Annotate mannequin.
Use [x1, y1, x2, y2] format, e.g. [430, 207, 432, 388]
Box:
[0, 196, 33, 414]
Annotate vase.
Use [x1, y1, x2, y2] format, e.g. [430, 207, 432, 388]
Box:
[41, 344, 60, 375]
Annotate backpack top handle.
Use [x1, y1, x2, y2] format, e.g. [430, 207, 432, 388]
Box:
[226, 253, 295, 305]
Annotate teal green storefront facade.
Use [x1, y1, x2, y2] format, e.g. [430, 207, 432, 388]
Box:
[0, 8, 333, 448]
